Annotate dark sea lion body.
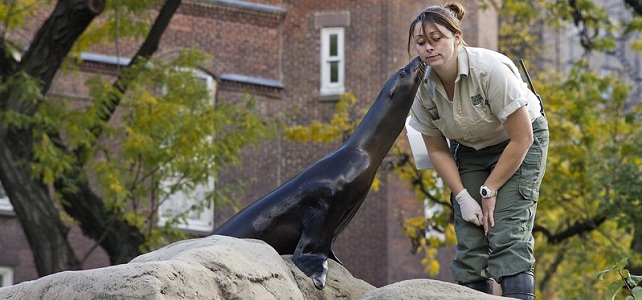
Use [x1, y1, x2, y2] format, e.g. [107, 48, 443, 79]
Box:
[214, 57, 425, 289]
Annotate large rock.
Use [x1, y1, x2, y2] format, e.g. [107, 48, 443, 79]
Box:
[0, 235, 373, 299]
[0, 235, 508, 299]
[359, 278, 509, 300]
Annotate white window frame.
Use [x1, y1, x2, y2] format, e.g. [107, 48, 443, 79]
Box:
[156, 68, 216, 234]
[157, 176, 215, 234]
[320, 27, 345, 96]
[0, 182, 12, 212]
[0, 266, 14, 287]
[191, 69, 217, 106]
[162, 68, 217, 105]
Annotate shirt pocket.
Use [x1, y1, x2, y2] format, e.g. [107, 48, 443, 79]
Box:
[459, 103, 496, 141]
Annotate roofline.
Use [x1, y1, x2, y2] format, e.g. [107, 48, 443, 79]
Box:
[192, 0, 286, 14]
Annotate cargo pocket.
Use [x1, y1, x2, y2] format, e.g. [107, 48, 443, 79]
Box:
[518, 137, 543, 201]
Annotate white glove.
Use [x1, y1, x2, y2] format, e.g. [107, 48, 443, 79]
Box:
[455, 189, 483, 226]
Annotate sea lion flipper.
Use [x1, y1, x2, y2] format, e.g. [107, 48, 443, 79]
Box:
[292, 251, 328, 289]
[329, 249, 342, 265]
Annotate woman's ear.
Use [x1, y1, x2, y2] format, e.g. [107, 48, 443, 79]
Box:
[454, 33, 461, 45]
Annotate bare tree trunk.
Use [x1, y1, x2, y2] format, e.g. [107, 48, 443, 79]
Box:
[21, 0, 106, 95]
[1, 0, 183, 276]
[0, 0, 105, 276]
[0, 121, 81, 275]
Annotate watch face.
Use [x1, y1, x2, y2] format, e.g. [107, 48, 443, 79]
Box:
[480, 186, 493, 197]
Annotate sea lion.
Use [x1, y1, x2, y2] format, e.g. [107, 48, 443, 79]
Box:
[214, 57, 425, 289]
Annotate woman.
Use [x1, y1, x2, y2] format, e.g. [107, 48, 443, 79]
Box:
[406, 3, 548, 300]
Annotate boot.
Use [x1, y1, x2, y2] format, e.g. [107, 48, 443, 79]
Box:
[459, 279, 493, 294]
[500, 269, 535, 300]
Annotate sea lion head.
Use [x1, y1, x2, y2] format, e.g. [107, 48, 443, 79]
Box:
[388, 56, 426, 98]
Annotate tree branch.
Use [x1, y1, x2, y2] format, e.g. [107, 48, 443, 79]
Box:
[97, 0, 182, 122]
[539, 241, 568, 292]
[57, 0, 183, 264]
[0, 38, 18, 78]
[20, 0, 105, 97]
[624, 0, 642, 16]
[534, 215, 608, 244]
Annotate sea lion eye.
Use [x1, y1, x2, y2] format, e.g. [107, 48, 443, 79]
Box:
[399, 69, 408, 78]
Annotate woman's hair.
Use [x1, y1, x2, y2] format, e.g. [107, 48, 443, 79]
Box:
[407, 3, 466, 57]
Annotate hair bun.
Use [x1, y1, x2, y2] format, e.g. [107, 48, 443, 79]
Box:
[445, 3, 465, 21]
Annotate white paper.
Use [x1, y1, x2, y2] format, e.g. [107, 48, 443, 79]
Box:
[405, 116, 433, 170]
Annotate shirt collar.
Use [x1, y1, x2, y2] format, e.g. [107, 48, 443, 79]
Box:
[424, 46, 469, 84]
[457, 46, 470, 79]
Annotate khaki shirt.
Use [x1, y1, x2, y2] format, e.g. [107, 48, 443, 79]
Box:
[409, 46, 542, 150]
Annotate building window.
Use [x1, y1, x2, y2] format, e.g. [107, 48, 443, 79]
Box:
[320, 27, 345, 96]
[0, 266, 13, 287]
[158, 176, 215, 234]
[0, 182, 12, 212]
[157, 68, 216, 234]
[191, 69, 217, 106]
[162, 68, 217, 105]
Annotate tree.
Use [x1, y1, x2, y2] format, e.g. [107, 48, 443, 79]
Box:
[0, 0, 272, 277]
[497, 1, 642, 298]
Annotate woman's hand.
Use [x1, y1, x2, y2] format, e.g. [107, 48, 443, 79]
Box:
[480, 106, 532, 235]
[455, 189, 483, 226]
[482, 197, 496, 235]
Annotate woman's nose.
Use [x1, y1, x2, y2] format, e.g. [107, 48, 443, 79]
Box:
[424, 43, 434, 52]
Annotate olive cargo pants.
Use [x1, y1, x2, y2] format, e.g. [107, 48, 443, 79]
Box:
[451, 116, 549, 283]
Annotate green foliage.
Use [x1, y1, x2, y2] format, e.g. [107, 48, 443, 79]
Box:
[0, 0, 42, 33]
[498, 0, 545, 61]
[517, 35, 642, 300]
[78, 51, 274, 248]
[72, 0, 161, 55]
[597, 258, 642, 300]
[284, 93, 359, 144]
[2, 0, 275, 252]
[498, 1, 642, 299]
[0, 71, 78, 185]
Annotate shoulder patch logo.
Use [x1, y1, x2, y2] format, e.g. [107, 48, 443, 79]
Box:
[471, 94, 484, 106]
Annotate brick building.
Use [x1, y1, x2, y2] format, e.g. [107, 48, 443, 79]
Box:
[0, 0, 500, 288]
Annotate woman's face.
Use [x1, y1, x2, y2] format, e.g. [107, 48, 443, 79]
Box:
[412, 21, 459, 70]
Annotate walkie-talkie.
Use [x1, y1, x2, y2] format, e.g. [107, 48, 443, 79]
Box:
[518, 59, 545, 117]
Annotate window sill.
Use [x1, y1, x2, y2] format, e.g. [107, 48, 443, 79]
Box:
[318, 93, 342, 102]
[0, 209, 16, 217]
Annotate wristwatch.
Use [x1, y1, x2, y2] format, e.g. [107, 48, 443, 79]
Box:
[480, 185, 497, 198]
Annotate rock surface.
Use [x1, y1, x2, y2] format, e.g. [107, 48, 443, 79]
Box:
[0, 235, 508, 299]
[359, 278, 509, 300]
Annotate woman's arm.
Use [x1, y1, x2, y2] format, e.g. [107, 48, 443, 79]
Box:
[482, 105, 533, 234]
[424, 134, 483, 226]
[423, 134, 463, 194]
